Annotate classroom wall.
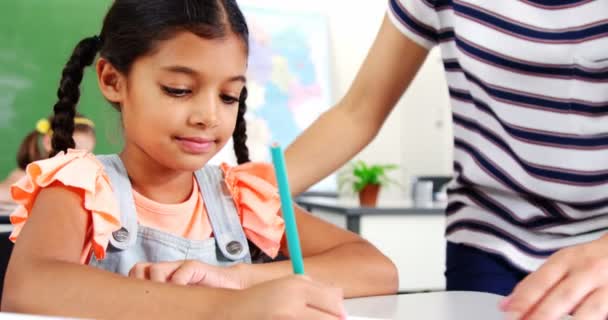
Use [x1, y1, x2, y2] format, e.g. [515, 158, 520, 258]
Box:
[240, 0, 454, 197]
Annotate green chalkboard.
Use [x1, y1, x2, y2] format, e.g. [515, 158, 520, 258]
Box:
[0, 0, 122, 178]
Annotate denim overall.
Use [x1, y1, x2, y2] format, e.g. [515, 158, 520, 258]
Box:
[89, 155, 252, 274]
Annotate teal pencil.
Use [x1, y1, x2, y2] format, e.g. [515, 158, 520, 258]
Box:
[270, 144, 305, 275]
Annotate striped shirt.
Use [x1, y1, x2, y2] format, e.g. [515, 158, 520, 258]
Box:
[388, 0, 608, 272]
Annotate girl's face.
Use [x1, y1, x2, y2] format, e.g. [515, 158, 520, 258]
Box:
[73, 131, 96, 152]
[42, 130, 96, 153]
[98, 31, 247, 172]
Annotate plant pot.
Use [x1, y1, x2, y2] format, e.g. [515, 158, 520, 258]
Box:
[359, 184, 380, 207]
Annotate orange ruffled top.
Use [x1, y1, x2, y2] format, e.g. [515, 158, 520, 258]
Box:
[9, 150, 285, 263]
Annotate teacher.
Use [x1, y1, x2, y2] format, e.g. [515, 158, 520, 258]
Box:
[285, 1, 608, 319]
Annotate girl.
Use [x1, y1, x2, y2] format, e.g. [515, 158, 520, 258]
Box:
[2, 0, 397, 319]
[0, 114, 96, 205]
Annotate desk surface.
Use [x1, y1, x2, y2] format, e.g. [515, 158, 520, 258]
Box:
[0, 292, 502, 320]
[296, 196, 446, 216]
[345, 291, 504, 319]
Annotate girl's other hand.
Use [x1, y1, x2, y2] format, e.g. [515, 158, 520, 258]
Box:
[128, 260, 246, 289]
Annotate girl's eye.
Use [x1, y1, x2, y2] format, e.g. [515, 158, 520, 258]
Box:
[162, 86, 191, 97]
[220, 94, 239, 105]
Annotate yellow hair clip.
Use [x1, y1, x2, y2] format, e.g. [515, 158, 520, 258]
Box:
[74, 117, 95, 128]
[35, 117, 94, 135]
[35, 119, 51, 135]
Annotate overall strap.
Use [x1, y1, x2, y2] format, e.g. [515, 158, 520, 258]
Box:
[95, 154, 138, 251]
[195, 166, 251, 262]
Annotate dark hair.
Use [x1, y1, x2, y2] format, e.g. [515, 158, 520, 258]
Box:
[49, 0, 273, 261]
[17, 113, 95, 170]
[16, 131, 44, 171]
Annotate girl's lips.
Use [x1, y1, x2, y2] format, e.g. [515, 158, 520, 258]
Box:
[175, 136, 216, 154]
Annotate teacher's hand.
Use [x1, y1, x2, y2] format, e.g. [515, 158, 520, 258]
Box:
[501, 234, 608, 320]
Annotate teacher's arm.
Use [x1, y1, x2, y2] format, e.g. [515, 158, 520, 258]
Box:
[285, 14, 429, 194]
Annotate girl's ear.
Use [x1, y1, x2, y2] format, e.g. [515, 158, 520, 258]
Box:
[96, 58, 126, 106]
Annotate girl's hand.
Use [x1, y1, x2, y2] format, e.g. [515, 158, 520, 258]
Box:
[130, 262, 346, 319]
[501, 235, 608, 319]
[128, 260, 248, 289]
[225, 275, 346, 320]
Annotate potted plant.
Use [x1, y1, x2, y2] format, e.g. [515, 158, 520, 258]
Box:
[338, 160, 399, 207]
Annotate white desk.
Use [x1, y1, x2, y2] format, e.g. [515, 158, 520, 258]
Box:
[296, 196, 445, 234]
[346, 291, 504, 319]
[0, 292, 502, 319]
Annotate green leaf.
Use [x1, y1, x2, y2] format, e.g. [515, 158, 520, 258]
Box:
[340, 160, 399, 192]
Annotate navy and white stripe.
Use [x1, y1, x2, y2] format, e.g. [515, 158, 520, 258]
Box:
[389, 0, 608, 272]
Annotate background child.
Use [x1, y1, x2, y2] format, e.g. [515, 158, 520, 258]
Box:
[2, 0, 397, 318]
[0, 114, 95, 205]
